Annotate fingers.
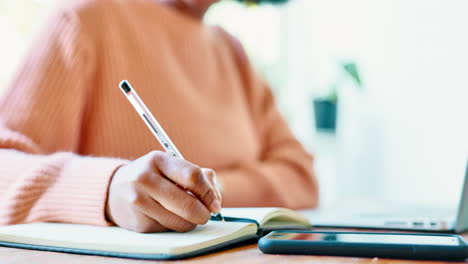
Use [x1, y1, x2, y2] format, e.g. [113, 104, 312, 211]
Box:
[139, 173, 211, 225]
[133, 192, 197, 232]
[149, 152, 221, 214]
[201, 168, 222, 204]
[107, 151, 223, 233]
[129, 213, 169, 233]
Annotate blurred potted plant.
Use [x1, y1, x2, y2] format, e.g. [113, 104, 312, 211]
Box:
[313, 61, 363, 132]
[237, 0, 289, 4]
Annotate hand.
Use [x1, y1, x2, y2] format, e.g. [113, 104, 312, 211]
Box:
[105, 151, 222, 233]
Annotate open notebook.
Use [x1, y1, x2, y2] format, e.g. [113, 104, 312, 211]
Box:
[0, 207, 311, 260]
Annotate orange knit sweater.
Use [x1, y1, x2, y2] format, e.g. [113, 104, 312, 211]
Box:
[0, 0, 318, 227]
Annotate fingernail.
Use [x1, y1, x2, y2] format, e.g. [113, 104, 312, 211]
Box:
[210, 199, 221, 213]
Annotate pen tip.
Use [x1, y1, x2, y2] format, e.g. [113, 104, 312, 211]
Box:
[120, 80, 131, 93]
[212, 213, 225, 222]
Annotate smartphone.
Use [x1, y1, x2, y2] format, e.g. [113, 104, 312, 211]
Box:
[259, 231, 467, 261]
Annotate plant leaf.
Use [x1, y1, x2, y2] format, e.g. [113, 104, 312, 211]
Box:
[342, 62, 363, 89]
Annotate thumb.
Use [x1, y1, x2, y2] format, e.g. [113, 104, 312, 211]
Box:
[202, 168, 222, 204]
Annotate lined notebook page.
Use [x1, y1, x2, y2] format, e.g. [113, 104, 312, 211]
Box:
[0, 221, 257, 255]
[221, 208, 281, 224]
[221, 208, 310, 227]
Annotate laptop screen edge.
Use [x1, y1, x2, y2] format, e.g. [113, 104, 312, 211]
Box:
[454, 161, 468, 233]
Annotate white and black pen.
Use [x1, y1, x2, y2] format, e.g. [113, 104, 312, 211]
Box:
[119, 80, 225, 222]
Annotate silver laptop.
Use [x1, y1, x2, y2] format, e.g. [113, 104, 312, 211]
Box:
[302, 162, 468, 233]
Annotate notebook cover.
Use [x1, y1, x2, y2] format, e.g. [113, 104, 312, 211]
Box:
[0, 234, 259, 260]
[0, 216, 261, 259]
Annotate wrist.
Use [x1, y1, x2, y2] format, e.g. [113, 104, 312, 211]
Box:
[105, 164, 125, 225]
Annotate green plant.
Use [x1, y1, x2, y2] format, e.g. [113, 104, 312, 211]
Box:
[342, 61, 363, 88]
[325, 61, 364, 102]
[235, 0, 289, 6]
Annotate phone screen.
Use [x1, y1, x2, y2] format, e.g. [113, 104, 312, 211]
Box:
[271, 233, 461, 246]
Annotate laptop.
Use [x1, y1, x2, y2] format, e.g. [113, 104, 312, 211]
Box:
[301, 162, 468, 233]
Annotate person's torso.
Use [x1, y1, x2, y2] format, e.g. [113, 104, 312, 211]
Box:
[75, 0, 261, 169]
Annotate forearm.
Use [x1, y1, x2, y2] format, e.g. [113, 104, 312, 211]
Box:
[0, 149, 127, 226]
[217, 148, 318, 209]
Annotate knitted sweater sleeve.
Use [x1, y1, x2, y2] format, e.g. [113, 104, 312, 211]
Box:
[0, 8, 127, 226]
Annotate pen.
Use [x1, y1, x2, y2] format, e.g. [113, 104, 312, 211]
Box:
[119, 80, 224, 222]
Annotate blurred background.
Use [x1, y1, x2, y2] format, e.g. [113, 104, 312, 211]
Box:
[1, 0, 467, 207]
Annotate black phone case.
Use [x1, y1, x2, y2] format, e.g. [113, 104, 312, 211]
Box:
[259, 231, 467, 261]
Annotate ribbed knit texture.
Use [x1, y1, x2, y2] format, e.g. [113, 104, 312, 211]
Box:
[0, 0, 318, 226]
